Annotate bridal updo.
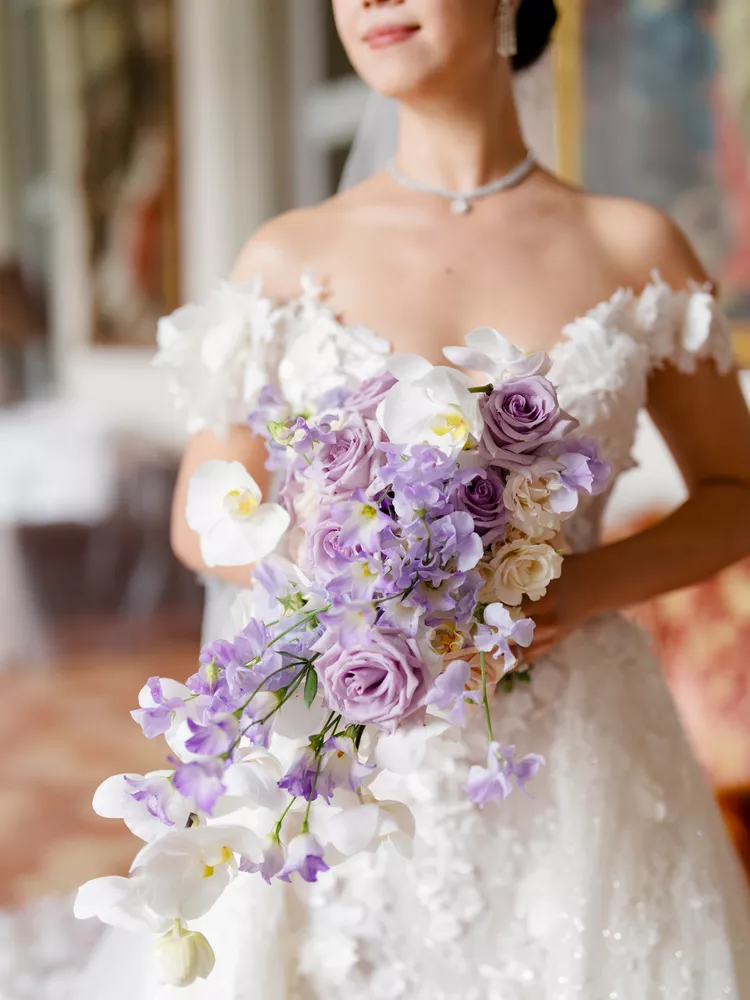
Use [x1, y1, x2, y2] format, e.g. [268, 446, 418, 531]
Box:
[512, 0, 559, 73]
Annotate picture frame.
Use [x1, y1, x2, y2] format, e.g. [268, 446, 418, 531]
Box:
[71, 0, 180, 347]
[554, 0, 750, 367]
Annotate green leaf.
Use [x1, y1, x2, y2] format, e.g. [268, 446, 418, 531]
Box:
[304, 668, 319, 709]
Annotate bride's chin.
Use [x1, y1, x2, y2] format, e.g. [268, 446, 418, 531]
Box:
[355, 52, 447, 104]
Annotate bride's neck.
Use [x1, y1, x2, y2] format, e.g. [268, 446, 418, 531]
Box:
[393, 67, 527, 192]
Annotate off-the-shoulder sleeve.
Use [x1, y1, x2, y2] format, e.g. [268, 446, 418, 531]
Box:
[153, 280, 286, 436]
[636, 271, 735, 376]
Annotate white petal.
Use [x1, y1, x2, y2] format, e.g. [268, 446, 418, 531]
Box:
[186, 461, 261, 534]
[74, 876, 167, 933]
[237, 503, 291, 559]
[387, 354, 433, 383]
[442, 345, 495, 373]
[326, 804, 380, 856]
[92, 774, 140, 819]
[374, 721, 449, 774]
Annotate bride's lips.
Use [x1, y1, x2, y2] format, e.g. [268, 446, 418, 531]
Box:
[364, 23, 420, 50]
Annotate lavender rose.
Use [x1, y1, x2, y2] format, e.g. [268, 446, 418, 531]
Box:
[481, 376, 578, 468]
[315, 628, 432, 733]
[313, 418, 381, 495]
[302, 514, 360, 580]
[345, 370, 398, 420]
[452, 469, 509, 545]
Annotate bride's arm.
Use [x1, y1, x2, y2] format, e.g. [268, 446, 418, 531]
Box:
[169, 215, 311, 585]
[526, 217, 750, 660]
[170, 425, 271, 586]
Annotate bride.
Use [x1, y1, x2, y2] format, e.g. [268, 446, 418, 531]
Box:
[78, 0, 750, 996]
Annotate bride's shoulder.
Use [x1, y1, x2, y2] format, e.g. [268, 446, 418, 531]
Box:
[231, 197, 350, 296]
[579, 189, 712, 292]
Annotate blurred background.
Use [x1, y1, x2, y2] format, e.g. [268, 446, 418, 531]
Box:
[0, 0, 748, 995]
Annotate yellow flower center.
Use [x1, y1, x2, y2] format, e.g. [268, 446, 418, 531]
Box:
[202, 846, 234, 879]
[430, 409, 468, 442]
[430, 624, 464, 655]
[224, 489, 260, 519]
[361, 504, 378, 521]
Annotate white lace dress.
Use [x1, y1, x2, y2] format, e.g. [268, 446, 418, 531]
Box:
[77, 273, 750, 1000]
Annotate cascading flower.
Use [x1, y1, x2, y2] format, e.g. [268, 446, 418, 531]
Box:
[80, 329, 608, 985]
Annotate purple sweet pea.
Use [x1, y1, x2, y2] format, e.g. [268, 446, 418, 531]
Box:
[333, 492, 393, 554]
[131, 678, 186, 739]
[319, 596, 378, 648]
[556, 438, 611, 496]
[184, 715, 239, 757]
[452, 469, 510, 545]
[172, 759, 227, 814]
[278, 833, 329, 884]
[481, 376, 578, 468]
[426, 659, 480, 728]
[124, 774, 176, 827]
[240, 835, 285, 884]
[314, 628, 432, 733]
[474, 603, 535, 672]
[466, 742, 545, 807]
[319, 736, 375, 799]
[278, 747, 320, 801]
[312, 418, 382, 495]
[345, 370, 398, 419]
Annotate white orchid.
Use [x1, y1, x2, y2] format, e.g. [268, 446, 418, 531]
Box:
[321, 790, 416, 859]
[377, 356, 483, 456]
[443, 327, 550, 384]
[74, 874, 170, 934]
[92, 771, 193, 842]
[154, 925, 216, 988]
[186, 460, 290, 567]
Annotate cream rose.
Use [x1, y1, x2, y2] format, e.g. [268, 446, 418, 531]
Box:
[484, 538, 563, 605]
[503, 468, 564, 541]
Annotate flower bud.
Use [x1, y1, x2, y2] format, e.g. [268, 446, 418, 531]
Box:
[154, 926, 215, 987]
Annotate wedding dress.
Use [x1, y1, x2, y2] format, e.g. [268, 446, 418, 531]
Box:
[77, 270, 750, 1000]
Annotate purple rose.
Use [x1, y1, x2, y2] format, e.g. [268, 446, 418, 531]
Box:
[452, 469, 509, 545]
[302, 514, 360, 581]
[345, 370, 398, 420]
[312, 418, 381, 495]
[314, 628, 432, 733]
[480, 376, 578, 468]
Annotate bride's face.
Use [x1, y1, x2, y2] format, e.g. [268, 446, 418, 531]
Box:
[332, 0, 499, 100]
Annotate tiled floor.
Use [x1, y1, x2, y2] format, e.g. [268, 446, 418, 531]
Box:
[0, 638, 196, 908]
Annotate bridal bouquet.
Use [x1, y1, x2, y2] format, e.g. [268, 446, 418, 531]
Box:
[75, 329, 608, 987]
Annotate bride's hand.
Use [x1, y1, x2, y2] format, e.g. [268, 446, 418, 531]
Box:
[519, 555, 594, 665]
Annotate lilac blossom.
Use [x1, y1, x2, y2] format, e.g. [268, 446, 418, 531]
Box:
[466, 743, 546, 807]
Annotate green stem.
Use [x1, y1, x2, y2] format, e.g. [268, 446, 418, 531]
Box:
[272, 797, 297, 839]
[480, 651, 494, 744]
[301, 756, 323, 835]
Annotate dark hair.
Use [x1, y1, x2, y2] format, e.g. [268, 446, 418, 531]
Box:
[512, 0, 559, 73]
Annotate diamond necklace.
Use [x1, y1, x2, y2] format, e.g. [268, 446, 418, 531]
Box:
[386, 150, 537, 215]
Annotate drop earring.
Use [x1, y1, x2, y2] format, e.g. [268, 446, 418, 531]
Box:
[497, 0, 517, 58]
